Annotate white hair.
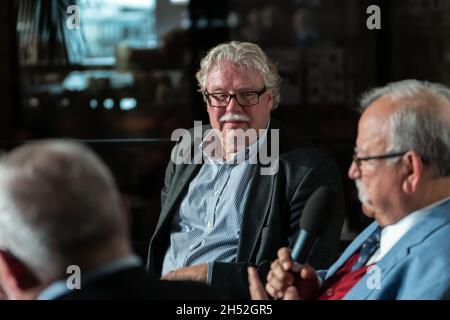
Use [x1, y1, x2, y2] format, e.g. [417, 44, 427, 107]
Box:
[195, 41, 282, 109]
[359, 80, 450, 177]
[0, 140, 127, 280]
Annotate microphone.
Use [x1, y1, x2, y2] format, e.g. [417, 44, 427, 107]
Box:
[291, 186, 337, 264]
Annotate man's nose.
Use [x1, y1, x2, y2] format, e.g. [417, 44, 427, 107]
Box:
[226, 96, 243, 113]
[348, 160, 360, 180]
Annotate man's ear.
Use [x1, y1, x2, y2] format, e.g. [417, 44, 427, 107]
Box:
[0, 250, 40, 292]
[402, 151, 423, 193]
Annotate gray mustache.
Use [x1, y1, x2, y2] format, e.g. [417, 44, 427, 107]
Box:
[219, 114, 251, 123]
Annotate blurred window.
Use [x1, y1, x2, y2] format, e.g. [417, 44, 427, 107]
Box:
[79, 0, 156, 65]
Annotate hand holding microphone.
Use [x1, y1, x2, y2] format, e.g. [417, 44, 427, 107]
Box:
[265, 186, 336, 300]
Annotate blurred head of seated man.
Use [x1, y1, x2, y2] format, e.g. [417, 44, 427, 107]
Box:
[248, 79, 450, 300]
[0, 140, 223, 300]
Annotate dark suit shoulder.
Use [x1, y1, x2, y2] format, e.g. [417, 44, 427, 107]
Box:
[57, 266, 224, 300]
[271, 119, 339, 171]
[280, 144, 334, 169]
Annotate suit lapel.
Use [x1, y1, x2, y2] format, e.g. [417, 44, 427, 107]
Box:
[345, 199, 450, 299]
[236, 119, 283, 261]
[236, 164, 276, 261]
[153, 139, 204, 238]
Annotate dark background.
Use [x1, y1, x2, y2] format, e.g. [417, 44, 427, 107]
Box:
[1, 0, 448, 259]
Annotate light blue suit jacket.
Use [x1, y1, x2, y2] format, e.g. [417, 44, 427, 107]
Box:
[319, 198, 450, 300]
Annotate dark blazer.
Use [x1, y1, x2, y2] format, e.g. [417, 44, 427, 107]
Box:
[57, 266, 226, 300]
[147, 119, 345, 298]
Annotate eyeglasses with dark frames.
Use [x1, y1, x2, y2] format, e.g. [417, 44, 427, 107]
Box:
[203, 87, 267, 108]
[352, 151, 408, 171]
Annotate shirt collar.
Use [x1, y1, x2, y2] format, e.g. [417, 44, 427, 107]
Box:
[377, 196, 450, 261]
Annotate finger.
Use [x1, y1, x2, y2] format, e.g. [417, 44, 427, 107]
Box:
[247, 267, 268, 300]
[266, 282, 283, 299]
[270, 259, 288, 278]
[299, 264, 317, 281]
[283, 286, 300, 300]
[270, 259, 280, 271]
[267, 270, 290, 293]
[277, 247, 293, 270]
[269, 260, 294, 287]
[271, 265, 294, 284]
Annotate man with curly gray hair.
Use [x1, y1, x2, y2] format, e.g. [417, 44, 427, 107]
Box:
[147, 41, 345, 298]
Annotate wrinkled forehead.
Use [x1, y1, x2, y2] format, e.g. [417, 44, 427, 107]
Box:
[355, 131, 389, 154]
[356, 98, 393, 152]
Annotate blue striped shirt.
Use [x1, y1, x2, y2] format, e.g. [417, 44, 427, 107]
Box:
[161, 125, 269, 281]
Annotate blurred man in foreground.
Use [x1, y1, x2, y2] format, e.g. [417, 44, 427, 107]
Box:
[0, 140, 222, 299]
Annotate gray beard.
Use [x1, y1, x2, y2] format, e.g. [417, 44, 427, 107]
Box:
[355, 180, 369, 205]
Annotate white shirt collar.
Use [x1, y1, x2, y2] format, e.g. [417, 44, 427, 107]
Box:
[367, 196, 450, 265]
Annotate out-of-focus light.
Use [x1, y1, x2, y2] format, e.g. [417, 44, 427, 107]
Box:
[103, 98, 114, 109]
[63, 71, 87, 91]
[29, 97, 39, 108]
[227, 12, 239, 28]
[196, 17, 208, 29]
[170, 0, 189, 4]
[211, 19, 224, 28]
[60, 97, 70, 107]
[181, 19, 191, 29]
[89, 99, 98, 109]
[103, 0, 155, 9]
[120, 98, 137, 110]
